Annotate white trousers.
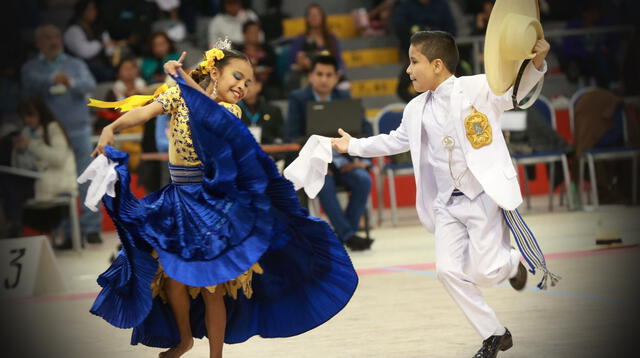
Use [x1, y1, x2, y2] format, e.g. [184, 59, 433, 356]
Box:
[433, 192, 521, 339]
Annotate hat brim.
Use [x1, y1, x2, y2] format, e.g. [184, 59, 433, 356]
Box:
[484, 0, 540, 95]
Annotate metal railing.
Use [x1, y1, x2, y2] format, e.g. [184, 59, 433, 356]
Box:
[90, 132, 142, 145]
[456, 25, 634, 75]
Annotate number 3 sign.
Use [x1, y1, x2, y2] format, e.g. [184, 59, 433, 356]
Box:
[0, 236, 65, 299]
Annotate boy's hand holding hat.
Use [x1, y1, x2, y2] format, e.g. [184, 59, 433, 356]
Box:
[484, 0, 548, 108]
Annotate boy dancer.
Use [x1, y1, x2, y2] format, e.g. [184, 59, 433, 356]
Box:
[332, 29, 550, 357]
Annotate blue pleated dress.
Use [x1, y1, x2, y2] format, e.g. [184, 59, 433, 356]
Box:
[90, 74, 358, 347]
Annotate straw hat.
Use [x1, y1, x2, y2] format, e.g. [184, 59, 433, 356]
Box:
[484, 0, 544, 96]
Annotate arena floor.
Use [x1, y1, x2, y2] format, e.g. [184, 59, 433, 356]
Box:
[3, 198, 639, 358]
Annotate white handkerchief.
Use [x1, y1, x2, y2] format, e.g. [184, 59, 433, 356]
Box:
[77, 154, 118, 212]
[283, 135, 333, 199]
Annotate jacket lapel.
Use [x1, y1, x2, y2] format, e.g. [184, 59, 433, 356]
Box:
[450, 78, 470, 157]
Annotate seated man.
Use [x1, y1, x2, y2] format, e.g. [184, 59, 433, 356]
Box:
[238, 79, 285, 145]
[286, 54, 374, 251]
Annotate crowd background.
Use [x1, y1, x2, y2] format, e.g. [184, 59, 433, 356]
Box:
[1, 0, 638, 249]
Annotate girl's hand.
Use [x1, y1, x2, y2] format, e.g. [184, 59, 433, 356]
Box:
[91, 126, 115, 157]
[164, 51, 187, 77]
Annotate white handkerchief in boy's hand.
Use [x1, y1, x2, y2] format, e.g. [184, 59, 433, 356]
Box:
[283, 135, 333, 199]
[77, 154, 119, 212]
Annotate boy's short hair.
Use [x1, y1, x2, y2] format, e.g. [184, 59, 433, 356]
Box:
[310, 52, 339, 73]
[410, 31, 459, 74]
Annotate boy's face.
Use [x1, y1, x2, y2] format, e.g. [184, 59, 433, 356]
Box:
[406, 44, 439, 93]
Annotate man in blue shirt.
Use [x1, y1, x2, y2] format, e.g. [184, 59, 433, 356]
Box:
[286, 54, 374, 251]
[21, 24, 102, 247]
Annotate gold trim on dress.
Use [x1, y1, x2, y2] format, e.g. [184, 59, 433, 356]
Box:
[464, 107, 492, 149]
[150, 250, 263, 302]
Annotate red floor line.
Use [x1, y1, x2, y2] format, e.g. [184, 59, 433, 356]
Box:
[4, 245, 638, 305]
[356, 245, 639, 276]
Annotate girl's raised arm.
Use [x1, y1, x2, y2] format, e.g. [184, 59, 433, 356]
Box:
[164, 52, 208, 96]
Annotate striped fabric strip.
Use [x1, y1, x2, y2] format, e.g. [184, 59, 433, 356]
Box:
[502, 209, 561, 290]
[168, 164, 204, 184]
[170, 176, 203, 184]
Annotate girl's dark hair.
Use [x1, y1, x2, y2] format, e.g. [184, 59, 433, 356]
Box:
[147, 31, 177, 58]
[189, 48, 251, 89]
[17, 97, 71, 147]
[304, 4, 338, 60]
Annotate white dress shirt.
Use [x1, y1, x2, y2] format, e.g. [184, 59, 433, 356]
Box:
[422, 75, 483, 204]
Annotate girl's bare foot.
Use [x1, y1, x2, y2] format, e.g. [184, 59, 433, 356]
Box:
[159, 338, 194, 358]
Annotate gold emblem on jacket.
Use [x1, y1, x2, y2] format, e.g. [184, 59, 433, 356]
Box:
[464, 107, 492, 149]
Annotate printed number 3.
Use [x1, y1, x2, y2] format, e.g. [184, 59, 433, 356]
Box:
[4, 248, 26, 289]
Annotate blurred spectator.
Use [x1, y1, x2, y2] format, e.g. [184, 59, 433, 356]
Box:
[14, 98, 78, 200]
[94, 57, 148, 133]
[352, 0, 396, 36]
[286, 54, 373, 251]
[152, 0, 188, 43]
[0, 98, 78, 241]
[393, 0, 457, 101]
[560, 4, 620, 89]
[95, 57, 148, 171]
[236, 20, 281, 99]
[471, 0, 493, 36]
[21, 24, 103, 245]
[141, 32, 180, 84]
[391, 0, 456, 56]
[138, 113, 171, 194]
[99, 0, 156, 56]
[238, 80, 284, 145]
[286, 3, 345, 91]
[457, 0, 493, 76]
[64, 0, 121, 82]
[260, 0, 288, 43]
[208, 0, 259, 47]
[179, 0, 221, 40]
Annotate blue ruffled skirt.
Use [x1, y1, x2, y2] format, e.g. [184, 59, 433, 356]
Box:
[90, 76, 358, 347]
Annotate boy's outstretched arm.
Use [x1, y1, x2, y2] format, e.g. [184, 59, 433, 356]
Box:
[331, 111, 411, 158]
[331, 128, 351, 153]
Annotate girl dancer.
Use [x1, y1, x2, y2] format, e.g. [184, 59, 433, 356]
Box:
[89, 42, 357, 358]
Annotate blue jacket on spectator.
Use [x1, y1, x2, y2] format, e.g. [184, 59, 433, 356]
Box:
[286, 84, 373, 244]
[286, 84, 372, 170]
[21, 51, 102, 238]
[21, 53, 96, 136]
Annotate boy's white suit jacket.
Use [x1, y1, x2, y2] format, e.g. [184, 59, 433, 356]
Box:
[348, 62, 546, 232]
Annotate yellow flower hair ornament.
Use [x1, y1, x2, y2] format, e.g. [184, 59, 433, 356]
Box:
[87, 83, 169, 112]
[199, 48, 225, 75]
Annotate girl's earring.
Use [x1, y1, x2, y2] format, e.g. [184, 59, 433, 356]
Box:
[211, 80, 218, 100]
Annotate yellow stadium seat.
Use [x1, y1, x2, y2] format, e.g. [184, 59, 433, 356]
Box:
[283, 14, 358, 39]
[350, 78, 398, 98]
[343, 48, 400, 68]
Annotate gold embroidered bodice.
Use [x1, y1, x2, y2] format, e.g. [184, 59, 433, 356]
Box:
[155, 86, 242, 166]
